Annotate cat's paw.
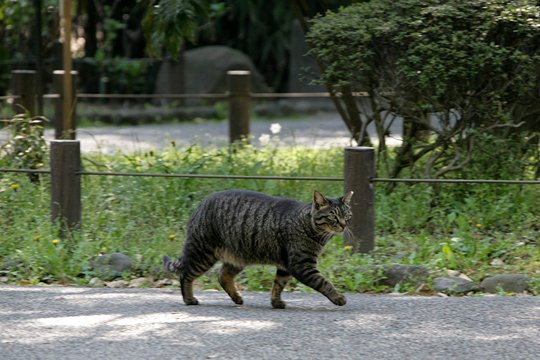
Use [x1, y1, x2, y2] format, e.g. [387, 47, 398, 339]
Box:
[271, 299, 287, 309]
[184, 297, 199, 305]
[331, 294, 347, 306]
[231, 295, 244, 305]
[272, 300, 285, 309]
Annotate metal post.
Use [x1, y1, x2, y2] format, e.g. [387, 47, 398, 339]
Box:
[50, 140, 81, 234]
[227, 70, 251, 143]
[344, 147, 375, 253]
[11, 70, 38, 116]
[53, 70, 78, 139]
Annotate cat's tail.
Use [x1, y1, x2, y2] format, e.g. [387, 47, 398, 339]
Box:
[163, 255, 182, 275]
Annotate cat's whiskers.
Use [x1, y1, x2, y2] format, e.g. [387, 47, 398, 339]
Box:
[343, 227, 354, 239]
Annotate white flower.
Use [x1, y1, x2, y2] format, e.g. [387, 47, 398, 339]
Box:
[258, 134, 271, 146]
[270, 123, 282, 135]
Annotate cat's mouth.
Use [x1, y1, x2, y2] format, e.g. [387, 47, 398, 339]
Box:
[333, 220, 349, 233]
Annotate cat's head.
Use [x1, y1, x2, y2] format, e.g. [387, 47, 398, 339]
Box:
[310, 190, 353, 234]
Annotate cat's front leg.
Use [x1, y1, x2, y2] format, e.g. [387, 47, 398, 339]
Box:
[289, 264, 346, 306]
[271, 269, 292, 309]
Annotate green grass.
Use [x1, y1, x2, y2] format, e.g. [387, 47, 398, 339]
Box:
[1, 142, 539, 294]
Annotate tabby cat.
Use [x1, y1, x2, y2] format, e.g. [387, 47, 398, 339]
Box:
[164, 189, 353, 309]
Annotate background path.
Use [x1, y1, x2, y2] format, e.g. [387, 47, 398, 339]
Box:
[2, 113, 403, 153]
[1, 285, 539, 359]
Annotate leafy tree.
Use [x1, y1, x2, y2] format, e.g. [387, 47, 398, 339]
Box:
[142, 0, 295, 90]
[142, 0, 216, 58]
[0, 0, 58, 96]
[307, 0, 540, 179]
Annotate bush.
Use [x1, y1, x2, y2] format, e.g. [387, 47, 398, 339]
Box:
[307, 0, 540, 179]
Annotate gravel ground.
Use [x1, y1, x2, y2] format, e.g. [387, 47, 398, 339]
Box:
[1, 285, 539, 360]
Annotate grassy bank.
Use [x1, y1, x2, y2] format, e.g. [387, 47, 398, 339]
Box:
[1, 143, 539, 293]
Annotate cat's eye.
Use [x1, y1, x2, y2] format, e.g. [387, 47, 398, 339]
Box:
[327, 215, 337, 221]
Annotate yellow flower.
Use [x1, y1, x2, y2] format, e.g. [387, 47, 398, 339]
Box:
[168, 234, 176, 241]
[52, 239, 59, 246]
[475, 223, 483, 229]
[10, 183, 19, 191]
[344, 245, 353, 251]
[33, 235, 41, 242]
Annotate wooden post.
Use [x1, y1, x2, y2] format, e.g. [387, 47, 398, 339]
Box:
[53, 70, 78, 139]
[11, 70, 38, 116]
[60, 0, 74, 139]
[33, 0, 44, 116]
[228, 70, 251, 143]
[344, 147, 375, 253]
[50, 140, 81, 234]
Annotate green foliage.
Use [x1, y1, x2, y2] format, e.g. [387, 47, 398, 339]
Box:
[143, 0, 220, 58]
[1, 141, 539, 294]
[142, 0, 294, 90]
[0, 113, 48, 170]
[82, 57, 156, 94]
[529, 276, 540, 296]
[201, 0, 294, 90]
[309, 0, 540, 110]
[0, 0, 58, 93]
[307, 0, 540, 177]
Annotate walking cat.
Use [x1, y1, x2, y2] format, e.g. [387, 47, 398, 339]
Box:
[164, 189, 354, 309]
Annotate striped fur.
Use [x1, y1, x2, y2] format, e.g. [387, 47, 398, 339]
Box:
[164, 189, 353, 308]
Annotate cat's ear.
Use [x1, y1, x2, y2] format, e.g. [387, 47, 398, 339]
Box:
[313, 190, 330, 210]
[342, 190, 354, 205]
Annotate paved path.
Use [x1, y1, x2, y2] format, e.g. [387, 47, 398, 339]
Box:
[1, 285, 539, 359]
[1, 113, 403, 153]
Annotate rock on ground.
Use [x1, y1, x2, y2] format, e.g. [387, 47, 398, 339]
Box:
[433, 276, 478, 294]
[480, 274, 530, 294]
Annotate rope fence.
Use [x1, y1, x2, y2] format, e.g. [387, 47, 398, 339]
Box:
[0, 95, 20, 101]
[1, 142, 538, 254]
[1, 92, 367, 103]
[371, 178, 540, 185]
[2, 167, 539, 185]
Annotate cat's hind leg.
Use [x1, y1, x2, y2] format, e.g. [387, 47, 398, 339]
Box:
[218, 263, 244, 305]
[167, 244, 218, 305]
[163, 255, 199, 305]
[271, 269, 292, 309]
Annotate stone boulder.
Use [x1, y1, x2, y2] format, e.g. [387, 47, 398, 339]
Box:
[433, 276, 478, 294]
[155, 46, 270, 99]
[480, 274, 530, 294]
[91, 253, 133, 280]
[377, 264, 429, 288]
[0, 259, 23, 271]
[105, 279, 130, 288]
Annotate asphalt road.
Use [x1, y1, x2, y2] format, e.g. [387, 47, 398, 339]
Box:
[1, 285, 539, 360]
